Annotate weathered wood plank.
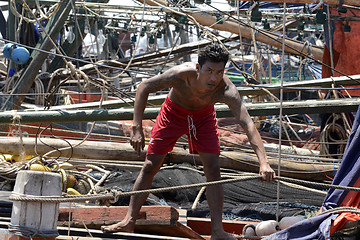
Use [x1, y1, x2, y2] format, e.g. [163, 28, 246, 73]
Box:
[0, 137, 337, 181]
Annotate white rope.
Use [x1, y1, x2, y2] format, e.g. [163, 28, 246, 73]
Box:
[311, 0, 324, 13]
[276, 1, 287, 223]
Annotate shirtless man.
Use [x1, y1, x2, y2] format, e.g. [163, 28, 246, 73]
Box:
[101, 43, 276, 239]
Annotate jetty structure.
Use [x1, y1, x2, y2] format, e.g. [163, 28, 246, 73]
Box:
[0, 0, 360, 239]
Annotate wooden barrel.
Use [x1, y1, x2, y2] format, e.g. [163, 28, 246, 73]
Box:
[10, 170, 62, 238]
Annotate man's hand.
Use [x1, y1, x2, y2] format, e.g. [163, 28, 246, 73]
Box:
[259, 163, 276, 182]
[130, 126, 145, 157]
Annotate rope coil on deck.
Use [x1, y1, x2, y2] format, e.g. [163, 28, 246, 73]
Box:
[8, 175, 360, 203]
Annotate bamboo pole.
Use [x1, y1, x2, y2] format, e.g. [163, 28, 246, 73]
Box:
[0, 137, 336, 181]
[1, 98, 360, 124]
[191, 13, 323, 60]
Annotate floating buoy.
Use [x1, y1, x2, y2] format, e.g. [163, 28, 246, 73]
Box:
[74, 179, 91, 194]
[66, 174, 76, 189]
[12, 47, 30, 64]
[242, 223, 257, 236]
[279, 216, 305, 230]
[255, 220, 280, 236]
[3, 43, 14, 59]
[30, 163, 51, 172]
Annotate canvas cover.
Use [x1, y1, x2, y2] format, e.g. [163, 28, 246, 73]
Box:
[264, 105, 360, 239]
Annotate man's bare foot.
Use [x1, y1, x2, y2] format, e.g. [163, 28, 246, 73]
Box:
[210, 231, 237, 240]
[101, 220, 135, 233]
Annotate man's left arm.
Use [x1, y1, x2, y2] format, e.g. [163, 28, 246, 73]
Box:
[223, 83, 275, 182]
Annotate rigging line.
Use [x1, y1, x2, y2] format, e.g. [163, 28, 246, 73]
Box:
[2, 1, 79, 110]
[205, 3, 360, 84]
[71, 1, 135, 93]
[69, 2, 137, 107]
[0, 38, 154, 77]
[21, 0, 68, 59]
[157, 22, 183, 74]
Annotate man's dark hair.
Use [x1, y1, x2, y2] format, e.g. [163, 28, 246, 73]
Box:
[198, 42, 229, 67]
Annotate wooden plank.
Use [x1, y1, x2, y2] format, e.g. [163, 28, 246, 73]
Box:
[187, 217, 258, 236]
[58, 206, 203, 239]
[58, 206, 179, 227]
[56, 226, 198, 240]
[0, 227, 195, 240]
[0, 137, 337, 181]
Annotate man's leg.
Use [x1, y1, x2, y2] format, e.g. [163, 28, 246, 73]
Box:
[199, 152, 236, 240]
[101, 154, 166, 233]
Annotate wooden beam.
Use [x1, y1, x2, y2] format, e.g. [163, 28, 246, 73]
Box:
[191, 12, 323, 60]
[4, 0, 73, 110]
[0, 137, 337, 181]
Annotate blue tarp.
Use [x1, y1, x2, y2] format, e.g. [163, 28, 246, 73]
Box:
[307, 63, 322, 80]
[264, 105, 360, 239]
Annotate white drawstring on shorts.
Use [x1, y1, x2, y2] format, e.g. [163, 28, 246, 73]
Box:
[187, 115, 198, 165]
[187, 115, 198, 141]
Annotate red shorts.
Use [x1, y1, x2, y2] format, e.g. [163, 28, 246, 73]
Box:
[147, 97, 220, 155]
